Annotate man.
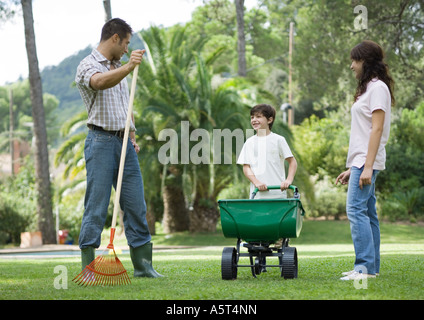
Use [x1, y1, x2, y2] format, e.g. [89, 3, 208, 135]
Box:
[75, 18, 161, 278]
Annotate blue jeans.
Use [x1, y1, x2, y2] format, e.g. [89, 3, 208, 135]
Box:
[346, 166, 380, 275]
[79, 129, 151, 249]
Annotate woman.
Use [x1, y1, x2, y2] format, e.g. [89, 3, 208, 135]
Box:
[336, 40, 395, 280]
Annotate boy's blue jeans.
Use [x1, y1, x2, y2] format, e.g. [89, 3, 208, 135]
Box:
[346, 166, 380, 275]
[79, 129, 151, 249]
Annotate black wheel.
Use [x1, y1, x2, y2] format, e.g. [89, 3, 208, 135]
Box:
[281, 247, 298, 279]
[221, 247, 237, 280]
[254, 257, 261, 275]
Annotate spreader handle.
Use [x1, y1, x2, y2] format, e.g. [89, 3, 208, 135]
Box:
[250, 185, 299, 199]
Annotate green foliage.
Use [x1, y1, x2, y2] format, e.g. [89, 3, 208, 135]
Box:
[293, 0, 424, 114]
[0, 197, 32, 244]
[137, 25, 250, 206]
[293, 115, 349, 179]
[54, 111, 87, 180]
[377, 102, 424, 221]
[3, 0, 424, 230]
[380, 188, 424, 222]
[307, 176, 347, 219]
[55, 185, 85, 241]
[0, 80, 59, 153]
[0, 157, 37, 244]
[291, 114, 349, 218]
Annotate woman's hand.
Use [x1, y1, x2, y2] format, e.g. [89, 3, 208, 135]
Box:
[335, 168, 351, 185]
[131, 138, 140, 153]
[359, 167, 373, 189]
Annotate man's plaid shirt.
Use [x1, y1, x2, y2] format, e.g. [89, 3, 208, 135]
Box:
[75, 48, 135, 131]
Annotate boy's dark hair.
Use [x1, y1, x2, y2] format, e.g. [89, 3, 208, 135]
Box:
[100, 18, 133, 43]
[250, 104, 276, 130]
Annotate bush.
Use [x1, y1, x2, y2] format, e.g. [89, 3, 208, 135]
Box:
[309, 175, 347, 219]
[0, 156, 37, 245]
[378, 103, 424, 195]
[380, 187, 424, 222]
[56, 185, 85, 242]
[0, 197, 32, 245]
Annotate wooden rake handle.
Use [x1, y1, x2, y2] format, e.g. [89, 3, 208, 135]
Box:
[107, 65, 139, 250]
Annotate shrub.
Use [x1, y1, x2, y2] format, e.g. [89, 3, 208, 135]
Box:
[380, 187, 424, 222]
[309, 175, 347, 219]
[0, 196, 32, 244]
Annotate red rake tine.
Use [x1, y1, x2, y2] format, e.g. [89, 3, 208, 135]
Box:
[72, 250, 131, 287]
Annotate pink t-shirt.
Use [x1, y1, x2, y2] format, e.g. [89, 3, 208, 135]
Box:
[346, 78, 391, 170]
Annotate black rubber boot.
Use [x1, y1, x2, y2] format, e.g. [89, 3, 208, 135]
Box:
[81, 247, 95, 270]
[130, 242, 163, 278]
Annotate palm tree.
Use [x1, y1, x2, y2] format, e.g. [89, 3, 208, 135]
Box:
[135, 25, 205, 232]
[136, 25, 249, 232]
[187, 54, 249, 231]
[54, 24, 251, 234]
[54, 111, 87, 180]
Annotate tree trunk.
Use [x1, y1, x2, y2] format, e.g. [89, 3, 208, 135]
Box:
[189, 196, 219, 233]
[235, 0, 246, 77]
[21, 0, 56, 244]
[146, 209, 156, 235]
[162, 166, 189, 233]
[103, 0, 112, 22]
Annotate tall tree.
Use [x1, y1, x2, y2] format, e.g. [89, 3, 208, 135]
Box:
[235, 0, 246, 76]
[103, 0, 112, 22]
[21, 0, 55, 244]
[136, 26, 197, 233]
[137, 25, 249, 232]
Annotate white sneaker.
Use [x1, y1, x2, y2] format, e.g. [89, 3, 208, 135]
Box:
[342, 270, 379, 276]
[341, 270, 356, 276]
[340, 271, 376, 280]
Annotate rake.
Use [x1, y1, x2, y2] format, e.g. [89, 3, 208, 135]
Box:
[73, 65, 139, 286]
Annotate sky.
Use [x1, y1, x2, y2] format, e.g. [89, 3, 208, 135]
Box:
[0, 0, 256, 86]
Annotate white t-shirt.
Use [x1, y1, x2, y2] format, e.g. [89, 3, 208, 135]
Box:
[346, 78, 391, 170]
[237, 132, 294, 199]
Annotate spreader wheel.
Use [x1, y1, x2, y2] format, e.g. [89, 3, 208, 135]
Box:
[221, 247, 237, 280]
[281, 247, 298, 279]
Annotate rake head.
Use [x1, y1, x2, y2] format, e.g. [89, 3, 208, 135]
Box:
[73, 249, 131, 287]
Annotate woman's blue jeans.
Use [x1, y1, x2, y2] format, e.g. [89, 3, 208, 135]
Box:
[79, 129, 151, 249]
[346, 166, 380, 275]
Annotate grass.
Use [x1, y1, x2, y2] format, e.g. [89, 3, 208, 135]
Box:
[0, 220, 423, 301]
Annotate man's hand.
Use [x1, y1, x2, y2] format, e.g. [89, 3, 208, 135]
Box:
[128, 49, 145, 70]
[131, 138, 140, 153]
[90, 49, 146, 90]
[130, 131, 140, 153]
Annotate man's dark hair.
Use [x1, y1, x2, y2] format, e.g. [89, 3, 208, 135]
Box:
[250, 104, 276, 130]
[100, 18, 133, 43]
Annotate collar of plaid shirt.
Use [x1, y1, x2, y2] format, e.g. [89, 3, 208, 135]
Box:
[76, 48, 135, 132]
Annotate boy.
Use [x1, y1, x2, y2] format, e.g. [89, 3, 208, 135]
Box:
[237, 104, 297, 199]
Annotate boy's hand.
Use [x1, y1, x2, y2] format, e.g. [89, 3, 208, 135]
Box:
[280, 180, 292, 191]
[255, 182, 268, 191]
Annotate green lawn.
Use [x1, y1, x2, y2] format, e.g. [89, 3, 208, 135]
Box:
[0, 220, 423, 301]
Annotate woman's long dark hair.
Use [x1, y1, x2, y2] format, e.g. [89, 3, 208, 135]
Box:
[350, 40, 395, 105]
